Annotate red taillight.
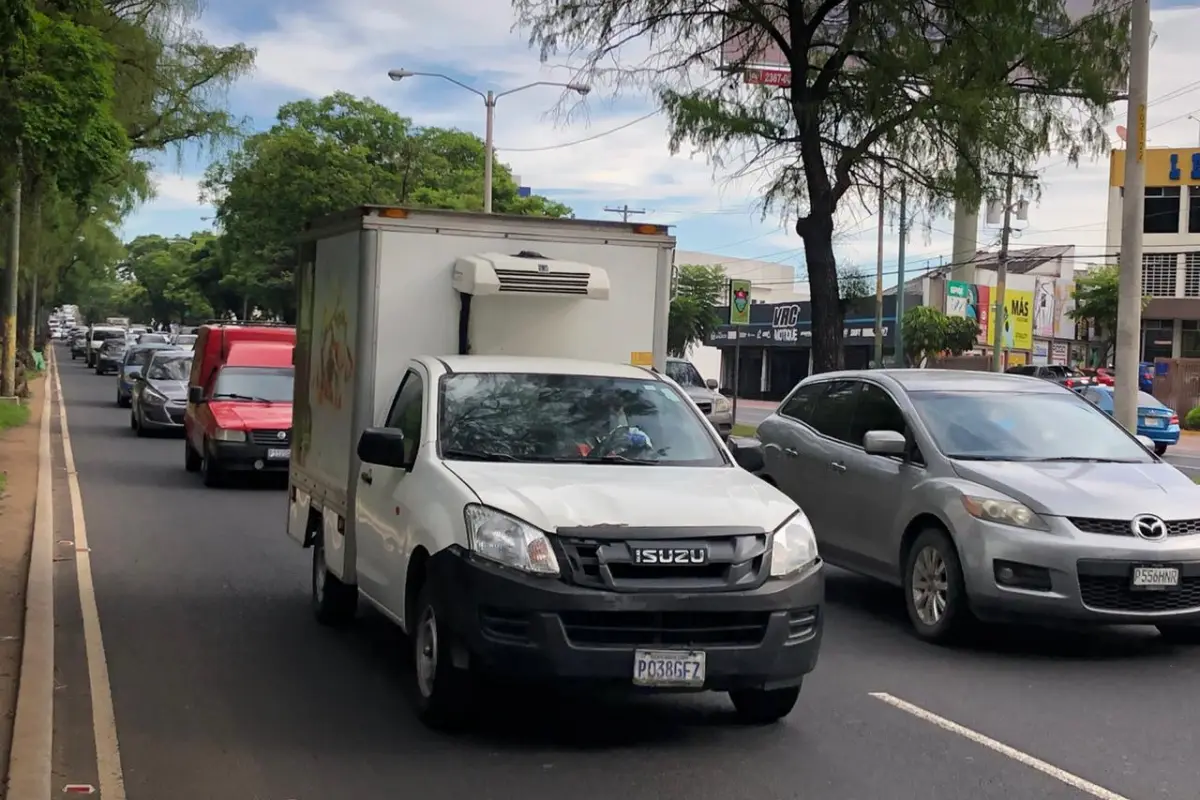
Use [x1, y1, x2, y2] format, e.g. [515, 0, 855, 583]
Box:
[1065, 379, 1074, 387]
[1171, 415, 1179, 425]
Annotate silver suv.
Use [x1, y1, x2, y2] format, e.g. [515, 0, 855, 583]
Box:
[664, 357, 733, 436]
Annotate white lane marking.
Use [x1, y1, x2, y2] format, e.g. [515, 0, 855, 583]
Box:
[54, 354, 127, 800]
[6, 346, 56, 800]
[870, 692, 1130, 800]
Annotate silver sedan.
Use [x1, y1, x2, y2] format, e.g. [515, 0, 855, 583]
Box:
[756, 369, 1200, 644]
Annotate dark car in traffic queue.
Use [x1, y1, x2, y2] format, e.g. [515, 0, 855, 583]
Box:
[1005, 363, 1092, 391]
[130, 350, 192, 436]
[116, 342, 177, 407]
[95, 337, 129, 375]
[69, 329, 89, 360]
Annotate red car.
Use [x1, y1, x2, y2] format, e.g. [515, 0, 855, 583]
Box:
[184, 323, 296, 486]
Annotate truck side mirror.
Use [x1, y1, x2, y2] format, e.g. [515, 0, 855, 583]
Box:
[187, 386, 204, 403]
[357, 427, 409, 468]
[705, 378, 718, 389]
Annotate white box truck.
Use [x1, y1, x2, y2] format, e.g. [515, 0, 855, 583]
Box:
[286, 206, 823, 729]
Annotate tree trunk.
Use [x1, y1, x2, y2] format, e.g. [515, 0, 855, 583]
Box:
[21, 271, 37, 354]
[796, 215, 843, 374]
[1, 146, 22, 398]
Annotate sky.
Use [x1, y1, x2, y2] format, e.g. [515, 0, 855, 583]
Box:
[125, 0, 1200, 292]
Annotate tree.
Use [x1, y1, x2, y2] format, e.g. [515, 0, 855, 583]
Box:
[901, 306, 978, 366]
[1069, 264, 1146, 365]
[668, 263, 726, 356]
[119, 232, 217, 323]
[514, 0, 1130, 374]
[203, 92, 573, 320]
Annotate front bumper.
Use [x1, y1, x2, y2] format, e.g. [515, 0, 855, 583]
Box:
[1137, 424, 1180, 445]
[957, 513, 1200, 624]
[425, 546, 824, 691]
[139, 400, 186, 430]
[97, 357, 122, 372]
[707, 408, 734, 435]
[208, 437, 290, 472]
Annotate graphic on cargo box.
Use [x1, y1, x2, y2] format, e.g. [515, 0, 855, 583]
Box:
[316, 293, 355, 409]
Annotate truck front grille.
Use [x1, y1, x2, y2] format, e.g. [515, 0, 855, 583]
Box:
[556, 532, 768, 592]
[558, 610, 770, 647]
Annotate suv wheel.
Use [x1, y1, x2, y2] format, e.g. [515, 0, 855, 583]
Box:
[903, 528, 973, 644]
[729, 685, 800, 724]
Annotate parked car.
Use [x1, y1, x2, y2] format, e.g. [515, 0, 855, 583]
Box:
[1138, 362, 1155, 392]
[1005, 364, 1091, 390]
[1081, 366, 1114, 386]
[95, 338, 128, 375]
[131, 350, 192, 436]
[116, 343, 176, 407]
[664, 356, 734, 436]
[755, 369, 1200, 644]
[1080, 385, 1179, 455]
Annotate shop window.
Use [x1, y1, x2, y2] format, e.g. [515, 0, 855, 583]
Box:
[1141, 319, 1173, 362]
[1190, 188, 1200, 234]
[1141, 253, 1177, 297]
[1144, 186, 1181, 234]
[1183, 320, 1200, 359]
[1187, 253, 1200, 298]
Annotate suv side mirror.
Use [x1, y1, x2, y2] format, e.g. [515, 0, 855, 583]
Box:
[357, 427, 409, 468]
[727, 436, 765, 473]
[187, 386, 204, 403]
[705, 378, 718, 389]
[863, 430, 907, 455]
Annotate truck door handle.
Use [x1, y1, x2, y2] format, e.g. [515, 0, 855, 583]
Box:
[360, 470, 373, 485]
[830, 461, 846, 472]
[783, 447, 798, 457]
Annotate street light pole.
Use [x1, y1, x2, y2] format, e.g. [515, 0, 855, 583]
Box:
[1115, 0, 1152, 432]
[387, 70, 590, 213]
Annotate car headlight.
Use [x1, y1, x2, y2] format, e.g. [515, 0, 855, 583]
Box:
[463, 504, 560, 575]
[714, 396, 731, 413]
[143, 389, 168, 406]
[961, 496, 1048, 531]
[212, 428, 246, 442]
[770, 511, 819, 577]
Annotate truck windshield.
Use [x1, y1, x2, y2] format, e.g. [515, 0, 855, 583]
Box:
[211, 367, 293, 402]
[665, 360, 705, 387]
[438, 373, 725, 465]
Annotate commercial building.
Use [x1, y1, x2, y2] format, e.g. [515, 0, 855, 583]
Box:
[1107, 146, 1200, 361]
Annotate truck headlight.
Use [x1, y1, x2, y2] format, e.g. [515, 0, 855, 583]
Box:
[770, 511, 819, 577]
[212, 428, 246, 442]
[961, 496, 1048, 531]
[464, 504, 560, 575]
[714, 396, 731, 413]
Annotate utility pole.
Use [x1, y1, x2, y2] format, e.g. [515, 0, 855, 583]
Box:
[1115, 0, 1152, 431]
[1, 144, 21, 398]
[605, 204, 645, 223]
[895, 182, 908, 365]
[991, 167, 1016, 373]
[874, 164, 885, 367]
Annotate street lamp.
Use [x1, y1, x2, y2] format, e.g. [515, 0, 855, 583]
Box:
[387, 69, 590, 213]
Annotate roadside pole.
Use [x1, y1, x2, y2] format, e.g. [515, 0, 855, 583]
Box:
[895, 182, 907, 364]
[728, 279, 752, 428]
[873, 165, 885, 366]
[1115, 0, 1152, 431]
[991, 168, 1016, 372]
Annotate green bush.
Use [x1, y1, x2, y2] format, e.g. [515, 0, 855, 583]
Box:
[1184, 407, 1200, 430]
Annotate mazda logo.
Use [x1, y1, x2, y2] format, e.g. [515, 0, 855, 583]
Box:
[1131, 514, 1168, 540]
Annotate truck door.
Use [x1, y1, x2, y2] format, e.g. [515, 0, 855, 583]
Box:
[354, 368, 427, 619]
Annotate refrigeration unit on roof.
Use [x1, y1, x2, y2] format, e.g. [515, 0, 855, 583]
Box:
[452, 251, 610, 300]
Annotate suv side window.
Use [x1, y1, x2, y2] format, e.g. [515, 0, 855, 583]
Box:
[778, 382, 823, 422]
[849, 382, 907, 446]
[807, 380, 858, 442]
[385, 370, 424, 463]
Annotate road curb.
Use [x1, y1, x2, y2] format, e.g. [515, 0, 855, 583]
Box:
[5, 348, 55, 799]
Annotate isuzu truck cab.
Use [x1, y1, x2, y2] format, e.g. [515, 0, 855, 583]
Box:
[286, 207, 824, 730]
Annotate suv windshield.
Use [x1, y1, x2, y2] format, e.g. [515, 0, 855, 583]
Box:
[439, 372, 724, 465]
[665, 360, 705, 388]
[211, 366, 293, 402]
[909, 390, 1153, 462]
[101, 339, 126, 353]
[148, 353, 192, 381]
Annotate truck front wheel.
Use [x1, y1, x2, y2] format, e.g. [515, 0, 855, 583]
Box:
[729, 685, 801, 724]
[410, 583, 475, 730]
[311, 539, 356, 627]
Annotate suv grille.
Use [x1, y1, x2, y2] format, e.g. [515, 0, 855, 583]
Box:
[1077, 560, 1200, 612]
[694, 402, 712, 414]
[1070, 517, 1200, 537]
[250, 429, 290, 446]
[556, 531, 768, 592]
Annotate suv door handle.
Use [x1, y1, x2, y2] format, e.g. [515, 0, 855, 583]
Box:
[830, 461, 846, 472]
[783, 447, 798, 457]
[360, 470, 373, 485]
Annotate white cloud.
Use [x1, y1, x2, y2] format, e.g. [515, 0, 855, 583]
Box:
[127, 0, 1200, 283]
[149, 173, 208, 210]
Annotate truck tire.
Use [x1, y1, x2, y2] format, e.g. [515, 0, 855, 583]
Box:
[311, 539, 356, 627]
[184, 441, 201, 472]
[410, 583, 475, 730]
[729, 685, 800, 724]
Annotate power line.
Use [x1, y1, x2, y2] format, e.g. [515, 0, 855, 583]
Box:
[604, 204, 645, 222]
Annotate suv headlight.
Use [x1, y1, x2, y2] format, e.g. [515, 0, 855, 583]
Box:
[770, 511, 819, 577]
[714, 396, 731, 413]
[961, 496, 1048, 531]
[464, 504, 560, 575]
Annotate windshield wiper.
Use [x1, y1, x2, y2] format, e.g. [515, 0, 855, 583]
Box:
[947, 455, 1037, 461]
[211, 392, 273, 402]
[442, 449, 521, 462]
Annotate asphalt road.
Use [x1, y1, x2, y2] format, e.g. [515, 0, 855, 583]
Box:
[46, 347, 1200, 800]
